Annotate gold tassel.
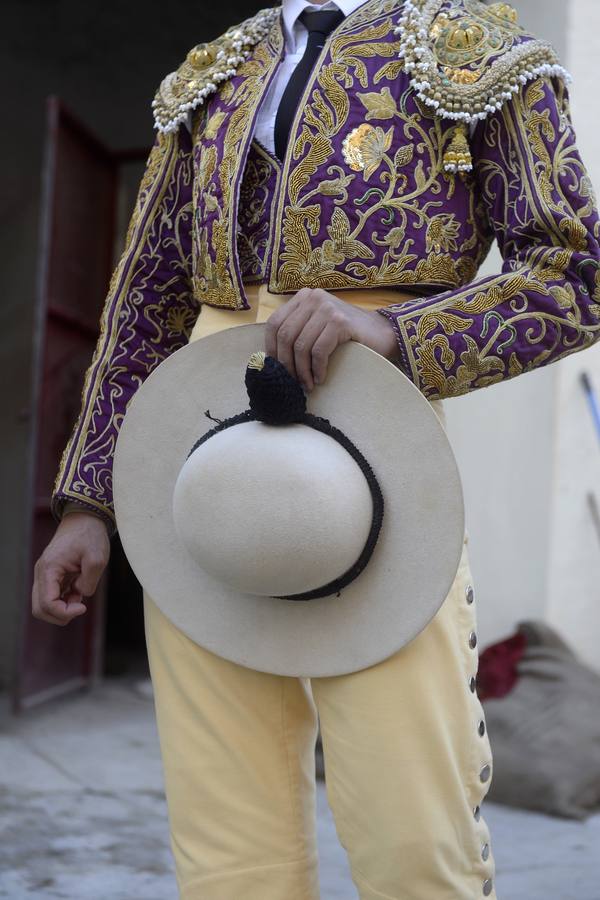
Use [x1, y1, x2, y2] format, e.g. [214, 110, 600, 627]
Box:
[443, 123, 473, 176]
[247, 351, 266, 371]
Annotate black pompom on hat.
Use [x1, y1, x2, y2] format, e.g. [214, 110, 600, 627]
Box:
[245, 351, 307, 424]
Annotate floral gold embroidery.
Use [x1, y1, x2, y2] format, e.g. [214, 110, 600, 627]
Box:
[198, 144, 217, 191]
[356, 86, 399, 120]
[267, 4, 492, 294]
[204, 110, 227, 140]
[315, 169, 354, 199]
[177, 0, 572, 306]
[342, 124, 394, 180]
[426, 213, 461, 253]
[342, 124, 373, 171]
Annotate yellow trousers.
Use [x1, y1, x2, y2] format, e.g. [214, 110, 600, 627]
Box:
[144, 286, 496, 899]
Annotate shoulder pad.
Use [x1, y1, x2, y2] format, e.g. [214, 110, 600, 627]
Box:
[397, 0, 570, 124]
[152, 6, 279, 133]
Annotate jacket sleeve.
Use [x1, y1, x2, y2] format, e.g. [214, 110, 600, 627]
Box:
[52, 126, 199, 530]
[378, 77, 600, 400]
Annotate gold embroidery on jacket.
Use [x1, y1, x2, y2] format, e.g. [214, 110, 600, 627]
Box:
[270, 13, 487, 293]
[399, 0, 567, 126]
[238, 142, 282, 281]
[174, 0, 572, 307]
[54, 132, 195, 518]
[393, 79, 600, 399]
[192, 28, 283, 308]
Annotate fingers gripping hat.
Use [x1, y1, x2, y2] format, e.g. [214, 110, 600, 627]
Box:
[114, 324, 464, 677]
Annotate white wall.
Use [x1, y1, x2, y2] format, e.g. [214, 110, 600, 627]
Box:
[445, 365, 556, 646]
[544, 0, 600, 671]
[443, 0, 575, 647]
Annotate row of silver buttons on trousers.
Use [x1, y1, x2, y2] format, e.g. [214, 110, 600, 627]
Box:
[466, 583, 493, 898]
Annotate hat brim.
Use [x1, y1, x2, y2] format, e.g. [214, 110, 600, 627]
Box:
[114, 324, 464, 677]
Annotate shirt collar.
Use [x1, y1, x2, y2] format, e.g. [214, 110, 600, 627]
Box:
[281, 0, 365, 52]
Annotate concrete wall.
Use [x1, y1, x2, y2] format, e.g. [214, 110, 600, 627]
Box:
[544, 0, 600, 670]
[444, 0, 570, 647]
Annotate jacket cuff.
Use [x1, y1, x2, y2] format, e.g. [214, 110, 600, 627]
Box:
[376, 307, 418, 385]
[52, 493, 116, 537]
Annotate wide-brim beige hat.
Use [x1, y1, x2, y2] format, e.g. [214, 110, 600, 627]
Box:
[113, 323, 464, 677]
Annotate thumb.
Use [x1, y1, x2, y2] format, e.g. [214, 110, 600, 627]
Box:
[72, 552, 106, 597]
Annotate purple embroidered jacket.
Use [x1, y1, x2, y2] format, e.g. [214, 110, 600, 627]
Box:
[53, 0, 600, 528]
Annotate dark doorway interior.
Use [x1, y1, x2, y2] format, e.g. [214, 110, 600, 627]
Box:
[105, 540, 147, 678]
[103, 157, 152, 679]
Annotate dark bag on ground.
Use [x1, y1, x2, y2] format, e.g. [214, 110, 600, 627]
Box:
[481, 621, 600, 820]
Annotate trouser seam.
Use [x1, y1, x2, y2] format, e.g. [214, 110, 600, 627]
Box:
[281, 679, 301, 841]
[280, 677, 316, 899]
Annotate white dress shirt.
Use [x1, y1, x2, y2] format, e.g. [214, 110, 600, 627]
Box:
[254, 0, 366, 155]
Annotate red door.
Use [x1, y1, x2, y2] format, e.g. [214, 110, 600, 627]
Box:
[16, 98, 146, 710]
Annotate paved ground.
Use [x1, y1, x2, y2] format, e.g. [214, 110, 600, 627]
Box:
[1, 679, 599, 899]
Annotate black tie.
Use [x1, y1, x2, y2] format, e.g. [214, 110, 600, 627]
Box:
[274, 8, 344, 161]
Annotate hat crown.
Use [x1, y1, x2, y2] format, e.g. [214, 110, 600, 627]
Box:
[172, 421, 374, 597]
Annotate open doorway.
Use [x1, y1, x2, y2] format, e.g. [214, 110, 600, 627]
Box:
[105, 539, 147, 678]
[18, 98, 150, 709]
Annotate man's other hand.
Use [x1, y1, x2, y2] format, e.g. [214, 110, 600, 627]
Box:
[265, 288, 400, 391]
[32, 512, 110, 626]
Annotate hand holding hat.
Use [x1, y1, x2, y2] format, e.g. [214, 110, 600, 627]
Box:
[265, 286, 400, 391]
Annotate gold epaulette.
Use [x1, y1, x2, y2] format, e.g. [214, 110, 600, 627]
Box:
[397, 0, 571, 173]
[152, 7, 279, 134]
